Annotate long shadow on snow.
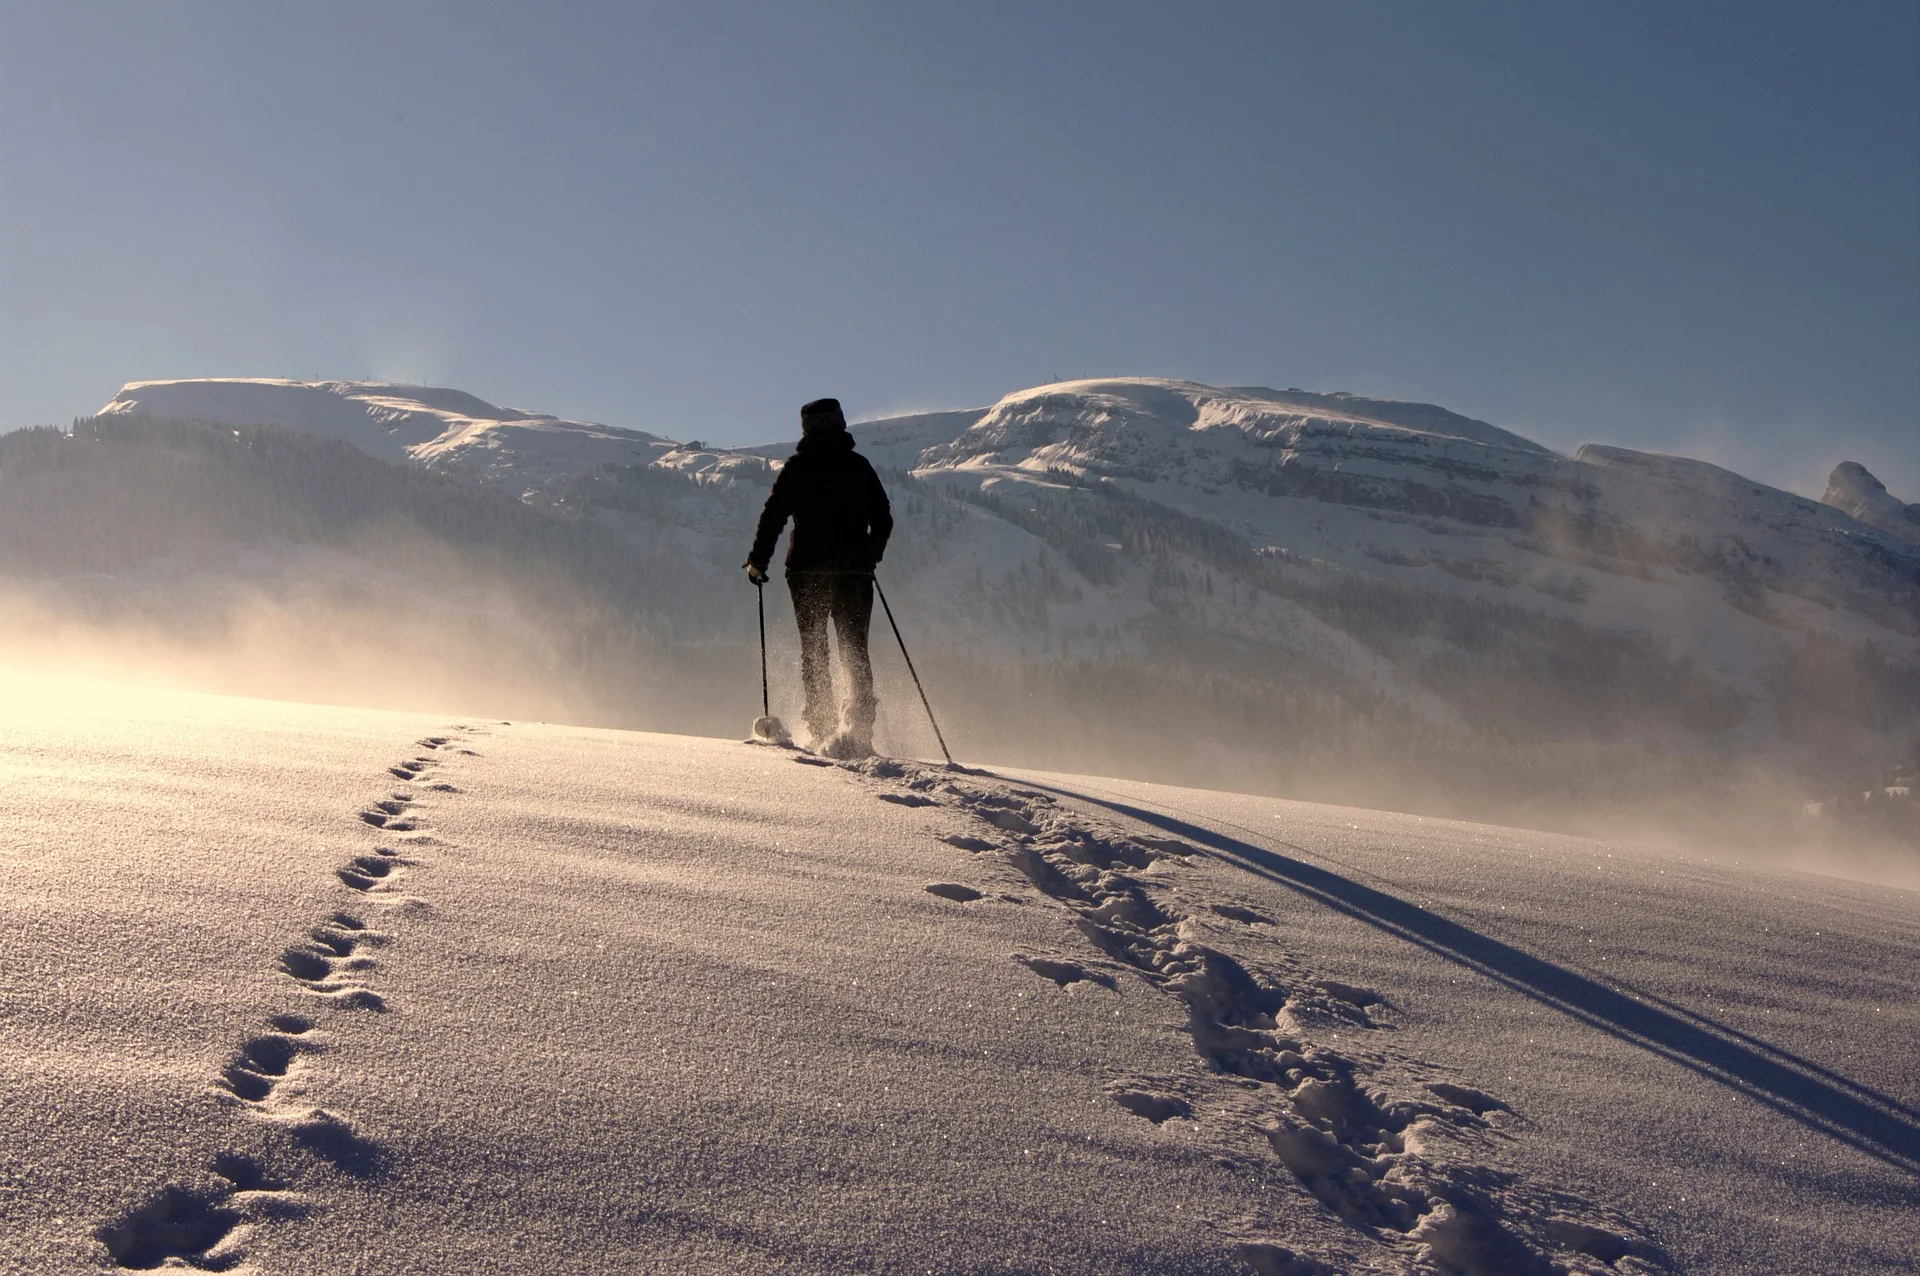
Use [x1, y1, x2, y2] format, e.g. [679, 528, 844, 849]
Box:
[1022, 779, 1920, 1177]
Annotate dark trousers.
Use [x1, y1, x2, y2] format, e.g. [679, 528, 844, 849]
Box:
[788, 571, 876, 741]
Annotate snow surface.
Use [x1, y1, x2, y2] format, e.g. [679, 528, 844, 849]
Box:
[4, 679, 1914, 1274]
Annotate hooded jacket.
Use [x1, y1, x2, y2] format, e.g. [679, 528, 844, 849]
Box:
[748, 428, 893, 573]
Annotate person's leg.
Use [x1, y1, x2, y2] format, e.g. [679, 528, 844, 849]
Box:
[830, 573, 878, 746]
[787, 573, 837, 743]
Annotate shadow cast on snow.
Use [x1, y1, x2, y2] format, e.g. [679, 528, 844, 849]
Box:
[1022, 779, 1920, 1177]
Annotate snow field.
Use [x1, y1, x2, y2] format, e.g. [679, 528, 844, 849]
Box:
[2, 681, 1913, 1273]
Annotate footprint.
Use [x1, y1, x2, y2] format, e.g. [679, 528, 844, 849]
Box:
[878, 793, 936, 808]
[209, 1154, 284, 1194]
[96, 1183, 243, 1271]
[1232, 1241, 1326, 1276]
[218, 1063, 275, 1103]
[1210, 903, 1274, 926]
[363, 798, 420, 831]
[1426, 1083, 1508, 1117]
[1049, 832, 1156, 871]
[337, 854, 403, 892]
[1014, 955, 1116, 990]
[1107, 1087, 1192, 1123]
[980, 807, 1040, 835]
[1086, 884, 1173, 932]
[1264, 1120, 1428, 1232]
[1313, 980, 1382, 1009]
[1005, 846, 1093, 904]
[940, 835, 996, 853]
[1545, 1218, 1632, 1263]
[308, 923, 363, 958]
[216, 1033, 309, 1104]
[1408, 1201, 1556, 1276]
[279, 948, 333, 983]
[793, 756, 834, 768]
[279, 942, 384, 1010]
[323, 988, 387, 1012]
[289, 1110, 387, 1179]
[924, 883, 982, 902]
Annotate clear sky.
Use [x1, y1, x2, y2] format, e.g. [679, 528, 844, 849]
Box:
[2, 1, 1915, 496]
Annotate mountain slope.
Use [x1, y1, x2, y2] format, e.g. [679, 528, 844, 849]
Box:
[35, 376, 1920, 841]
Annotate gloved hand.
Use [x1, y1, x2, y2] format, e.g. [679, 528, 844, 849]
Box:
[744, 561, 769, 586]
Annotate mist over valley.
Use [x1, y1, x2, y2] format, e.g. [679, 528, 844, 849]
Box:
[7, 375, 1913, 871]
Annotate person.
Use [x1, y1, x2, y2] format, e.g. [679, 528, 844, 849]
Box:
[745, 397, 893, 757]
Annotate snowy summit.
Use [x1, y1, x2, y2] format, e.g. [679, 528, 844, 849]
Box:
[98, 379, 676, 494]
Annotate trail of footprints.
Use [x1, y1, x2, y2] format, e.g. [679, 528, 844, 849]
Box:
[94, 728, 484, 1272]
[837, 755, 1669, 1276]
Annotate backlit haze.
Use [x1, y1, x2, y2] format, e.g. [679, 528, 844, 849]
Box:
[2, 1, 1915, 494]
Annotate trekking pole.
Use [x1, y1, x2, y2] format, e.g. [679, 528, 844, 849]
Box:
[758, 581, 771, 720]
[872, 575, 955, 768]
[750, 581, 787, 742]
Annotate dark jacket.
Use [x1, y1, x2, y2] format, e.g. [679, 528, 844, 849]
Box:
[748, 429, 892, 573]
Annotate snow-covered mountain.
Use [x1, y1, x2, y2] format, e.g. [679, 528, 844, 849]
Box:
[1824, 459, 1920, 545]
[28, 375, 1918, 833]
[97, 378, 676, 493]
[890, 379, 1919, 690]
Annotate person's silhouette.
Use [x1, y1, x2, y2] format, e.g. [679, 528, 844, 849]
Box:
[745, 398, 892, 756]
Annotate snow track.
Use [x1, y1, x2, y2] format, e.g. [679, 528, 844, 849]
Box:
[93, 729, 481, 1272]
[822, 752, 1668, 1274]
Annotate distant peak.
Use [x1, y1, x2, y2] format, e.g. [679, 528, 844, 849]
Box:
[972, 377, 1552, 455]
[1822, 461, 1920, 543]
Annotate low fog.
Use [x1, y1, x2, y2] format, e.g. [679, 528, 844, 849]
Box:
[3, 575, 1913, 892]
[1, 412, 1913, 888]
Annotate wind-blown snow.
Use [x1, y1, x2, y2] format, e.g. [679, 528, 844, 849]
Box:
[4, 680, 1914, 1273]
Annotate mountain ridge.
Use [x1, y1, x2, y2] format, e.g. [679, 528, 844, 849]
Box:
[28, 374, 1915, 838]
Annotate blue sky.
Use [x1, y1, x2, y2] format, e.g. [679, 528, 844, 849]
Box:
[2, 1, 1914, 495]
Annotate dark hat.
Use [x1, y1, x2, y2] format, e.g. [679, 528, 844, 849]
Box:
[800, 397, 846, 433]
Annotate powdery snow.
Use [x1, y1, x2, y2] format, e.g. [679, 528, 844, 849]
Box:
[3, 679, 1914, 1274]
